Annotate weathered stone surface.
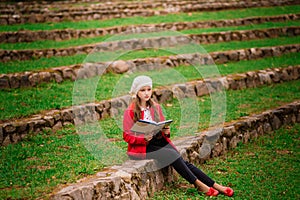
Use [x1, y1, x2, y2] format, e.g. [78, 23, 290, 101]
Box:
[153, 88, 173, 103]
[195, 80, 209, 96]
[0, 74, 10, 89]
[222, 125, 236, 138]
[0, 126, 3, 145]
[3, 123, 16, 134]
[52, 121, 63, 132]
[43, 116, 55, 127]
[109, 60, 130, 74]
[8, 75, 20, 89]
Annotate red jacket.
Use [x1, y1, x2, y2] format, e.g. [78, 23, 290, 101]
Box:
[123, 102, 176, 159]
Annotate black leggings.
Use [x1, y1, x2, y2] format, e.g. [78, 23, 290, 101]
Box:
[146, 142, 215, 187]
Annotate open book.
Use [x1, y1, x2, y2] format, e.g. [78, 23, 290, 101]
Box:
[130, 119, 173, 136]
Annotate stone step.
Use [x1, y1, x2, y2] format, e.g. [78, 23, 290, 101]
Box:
[0, 0, 298, 25]
[1, 44, 299, 89]
[0, 0, 255, 15]
[1, 65, 299, 146]
[1, 14, 298, 43]
[1, 26, 299, 62]
[50, 100, 300, 199]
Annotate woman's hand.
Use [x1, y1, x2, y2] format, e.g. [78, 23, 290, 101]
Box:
[162, 127, 170, 137]
[144, 134, 153, 143]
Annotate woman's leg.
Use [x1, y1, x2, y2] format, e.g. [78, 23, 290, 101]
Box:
[184, 161, 215, 187]
[184, 160, 233, 196]
[147, 144, 197, 184]
[146, 144, 223, 195]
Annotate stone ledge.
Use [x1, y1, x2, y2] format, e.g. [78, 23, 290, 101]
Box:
[0, 0, 268, 15]
[1, 0, 297, 25]
[0, 65, 299, 146]
[0, 0, 245, 16]
[1, 14, 298, 43]
[1, 44, 299, 89]
[50, 100, 300, 199]
[1, 26, 299, 62]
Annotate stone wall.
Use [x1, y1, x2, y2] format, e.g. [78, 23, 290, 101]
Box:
[1, 14, 298, 43]
[0, 0, 298, 25]
[50, 100, 300, 199]
[1, 65, 299, 146]
[0, 0, 248, 13]
[1, 26, 299, 63]
[1, 44, 299, 89]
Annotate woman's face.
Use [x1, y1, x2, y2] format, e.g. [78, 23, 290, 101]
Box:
[137, 86, 152, 103]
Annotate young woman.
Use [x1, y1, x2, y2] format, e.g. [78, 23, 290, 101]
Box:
[122, 75, 234, 197]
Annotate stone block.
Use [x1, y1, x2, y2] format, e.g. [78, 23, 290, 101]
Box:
[232, 74, 247, 89]
[39, 71, 52, 83]
[28, 73, 40, 86]
[15, 122, 27, 133]
[222, 125, 236, 137]
[20, 72, 31, 87]
[9, 75, 20, 89]
[11, 132, 21, 144]
[229, 136, 239, 149]
[62, 68, 76, 81]
[0, 74, 10, 89]
[52, 121, 63, 132]
[269, 69, 281, 83]
[214, 53, 228, 64]
[243, 131, 251, 143]
[52, 72, 63, 83]
[153, 88, 173, 104]
[222, 137, 228, 153]
[185, 83, 197, 97]
[195, 81, 209, 96]
[172, 84, 186, 99]
[226, 77, 238, 90]
[3, 123, 16, 134]
[218, 77, 229, 90]
[245, 71, 257, 88]
[0, 126, 3, 144]
[61, 109, 75, 123]
[43, 116, 55, 127]
[212, 142, 223, 157]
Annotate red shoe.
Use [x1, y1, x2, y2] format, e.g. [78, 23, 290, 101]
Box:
[223, 187, 234, 197]
[205, 187, 219, 196]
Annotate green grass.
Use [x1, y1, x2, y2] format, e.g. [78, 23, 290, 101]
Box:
[1, 80, 299, 199]
[0, 52, 300, 121]
[0, 5, 299, 32]
[1, 20, 299, 50]
[151, 123, 300, 199]
[0, 126, 104, 199]
[1, 35, 300, 74]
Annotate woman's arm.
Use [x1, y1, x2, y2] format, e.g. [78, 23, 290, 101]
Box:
[123, 109, 147, 145]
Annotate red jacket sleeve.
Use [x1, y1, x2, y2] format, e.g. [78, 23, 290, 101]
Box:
[123, 108, 147, 145]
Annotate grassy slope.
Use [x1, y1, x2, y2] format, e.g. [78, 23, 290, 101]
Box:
[1, 80, 300, 199]
[0, 52, 300, 121]
[1, 20, 299, 50]
[0, 5, 299, 32]
[1, 35, 300, 74]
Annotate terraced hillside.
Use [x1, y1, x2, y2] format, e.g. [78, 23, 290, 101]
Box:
[0, 0, 299, 199]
